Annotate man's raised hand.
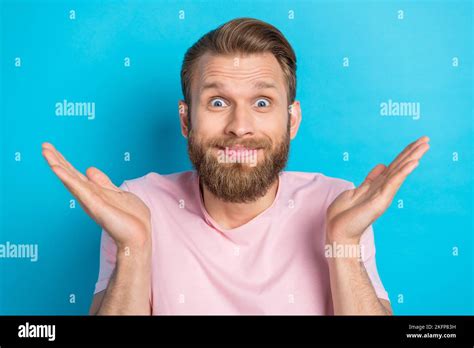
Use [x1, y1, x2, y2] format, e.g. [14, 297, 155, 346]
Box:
[41, 142, 151, 250]
[326, 136, 430, 244]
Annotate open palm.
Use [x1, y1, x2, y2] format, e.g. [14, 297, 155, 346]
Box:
[42, 142, 151, 249]
[326, 136, 430, 243]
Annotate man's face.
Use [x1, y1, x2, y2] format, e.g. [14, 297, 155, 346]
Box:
[180, 52, 301, 203]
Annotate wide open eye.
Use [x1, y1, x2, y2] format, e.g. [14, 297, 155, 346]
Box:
[254, 98, 271, 108]
[209, 98, 229, 108]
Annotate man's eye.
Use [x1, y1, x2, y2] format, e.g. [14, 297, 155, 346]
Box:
[255, 98, 271, 108]
[209, 98, 228, 108]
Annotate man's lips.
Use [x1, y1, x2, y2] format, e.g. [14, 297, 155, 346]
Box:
[215, 145, 262, 151]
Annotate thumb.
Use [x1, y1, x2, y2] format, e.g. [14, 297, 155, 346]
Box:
[86, 167, 120, 191]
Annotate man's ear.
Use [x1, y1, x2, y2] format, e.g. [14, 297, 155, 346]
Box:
[288, 100, 302, 140]
[178, 100, 190, 138]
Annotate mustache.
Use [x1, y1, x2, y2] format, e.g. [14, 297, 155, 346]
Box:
[205, 137, 273, 150]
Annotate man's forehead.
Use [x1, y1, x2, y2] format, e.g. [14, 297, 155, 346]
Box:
[195, 52, 285, 91]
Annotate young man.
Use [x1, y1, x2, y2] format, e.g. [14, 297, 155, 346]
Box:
[42, 17, 430, 315]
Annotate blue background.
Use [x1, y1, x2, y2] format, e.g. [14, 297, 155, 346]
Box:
[0, 0, 472, 314]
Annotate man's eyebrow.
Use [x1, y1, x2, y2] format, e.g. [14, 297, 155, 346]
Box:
[200, 81, 223, 91]
[252, 81, 278, 90]
[200, 80, 278, 92]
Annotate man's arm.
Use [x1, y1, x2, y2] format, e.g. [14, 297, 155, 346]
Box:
[324, 136, 430, 315]
[41, 142, 153, 315]
[89, 291, 105, 315]
[327, 252, 392, 315]
[90, 246, 151, 315]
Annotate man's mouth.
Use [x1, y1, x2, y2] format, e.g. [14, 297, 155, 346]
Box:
[215, 144, 263, 151]
[211, 145, 262, 167]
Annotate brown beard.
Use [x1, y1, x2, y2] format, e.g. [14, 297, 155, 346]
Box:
[187, 125, 290, 203]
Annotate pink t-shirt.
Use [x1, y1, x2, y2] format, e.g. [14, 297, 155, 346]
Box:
[94, 170, 389, 314]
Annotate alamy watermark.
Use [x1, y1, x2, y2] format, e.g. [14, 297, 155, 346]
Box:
[0, 241, 38, 262]
[380, 99, 420, 120]
[18, 322, 55, 341]
[217, 146, 258, 167]
[55, 99, 95, 120]
[325, 241, 365, 260]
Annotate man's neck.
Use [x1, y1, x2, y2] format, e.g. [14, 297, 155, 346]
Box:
[200, 177, 279, 230]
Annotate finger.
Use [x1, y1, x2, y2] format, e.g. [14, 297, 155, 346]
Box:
[42, 148, 79, 180]
[385, 136, 429, 173]
[42, 147, 64, 168]
[383, 159, 419, 197]
[43, 147, 96, 204]
[42, 142, 88, 181]
[42, 142, 80, 174]
[50, 163, 106, 217]
[42, 144, 115, 225]
[86, 167, 120, 192]
[388, 142, 429, 176]
[360, 164, 387, 188]
[53, 172, 120, 231]
[50, 162, 90, 199]
[385, 136, 429, 175]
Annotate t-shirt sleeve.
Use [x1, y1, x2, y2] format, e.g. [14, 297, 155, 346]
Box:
[359, 224, 390, 302]
[93, 181, 130, 295]
[344, 181, 390, 302]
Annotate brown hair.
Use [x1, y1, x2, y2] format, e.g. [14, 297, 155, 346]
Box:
[180, 17, 297, 112]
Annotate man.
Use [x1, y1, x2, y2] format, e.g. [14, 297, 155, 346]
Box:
[42, 17, 430, 315]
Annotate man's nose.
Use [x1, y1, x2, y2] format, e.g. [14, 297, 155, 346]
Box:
[224, 104, 255, 137]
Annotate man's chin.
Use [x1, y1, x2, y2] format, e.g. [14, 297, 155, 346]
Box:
[189, 134, 290, 202]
